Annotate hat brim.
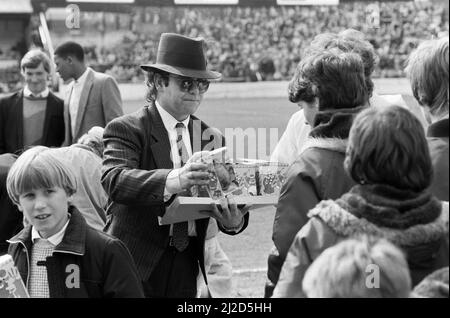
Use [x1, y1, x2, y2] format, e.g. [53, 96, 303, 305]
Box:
[140, 63, 222, 80]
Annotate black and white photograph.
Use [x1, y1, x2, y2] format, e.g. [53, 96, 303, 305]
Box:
[0, 0, 448, 304]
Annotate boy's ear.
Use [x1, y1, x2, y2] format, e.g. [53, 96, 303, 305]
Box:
[67, 195, 73, 205]
[16, 204, 23, 212]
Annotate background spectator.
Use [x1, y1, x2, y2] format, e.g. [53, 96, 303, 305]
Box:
[302, 236, 412, 298]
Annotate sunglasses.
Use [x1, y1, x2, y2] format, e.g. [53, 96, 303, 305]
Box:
[169, 75, 210, 94]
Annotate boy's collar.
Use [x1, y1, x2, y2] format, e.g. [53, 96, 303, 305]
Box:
[31, 215, 71, 246]
[8, 207, 88, 256]
[53, 206, 87, 256]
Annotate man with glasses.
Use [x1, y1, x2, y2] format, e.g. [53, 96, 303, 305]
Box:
[101, 33, 249, 298]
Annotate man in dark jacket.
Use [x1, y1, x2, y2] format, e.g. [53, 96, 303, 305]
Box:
[0, 153, 21, 255]
[0, 49, 64, 155]
[102, 33, 249, 298]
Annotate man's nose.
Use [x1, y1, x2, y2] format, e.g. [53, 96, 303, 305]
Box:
[188, 82, 200, 94]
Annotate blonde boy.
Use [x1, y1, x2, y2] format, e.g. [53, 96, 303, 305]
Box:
[302, 236, 412, 298]
[6, 146, 144, 298]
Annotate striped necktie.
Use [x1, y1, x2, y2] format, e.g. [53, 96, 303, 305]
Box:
[172, 122, 189, 252]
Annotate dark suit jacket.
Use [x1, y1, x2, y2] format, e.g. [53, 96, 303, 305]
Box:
[427, 118, 449, 201]
[0, 153, 21, 255]
[101, 103, 249, 282]
[0, 89, 65, 155]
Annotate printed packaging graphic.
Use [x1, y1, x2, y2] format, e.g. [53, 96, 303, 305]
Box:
[233, 164, 259, 196]
[161, 149, 290, 224]
[0, 254, 29, 298]
[258, 163, 289, 196]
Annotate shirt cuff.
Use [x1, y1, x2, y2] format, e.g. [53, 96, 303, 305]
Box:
[164, 168, 183, 202]
[221, 216, 245, 233]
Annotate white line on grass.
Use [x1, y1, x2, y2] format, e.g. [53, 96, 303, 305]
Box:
[233, 268, 267, 274]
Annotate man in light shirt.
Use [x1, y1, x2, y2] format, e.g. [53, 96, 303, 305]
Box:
[270, 29, 428, 166]
[270, 94, 428, 165]
[54, 41, 123, 145]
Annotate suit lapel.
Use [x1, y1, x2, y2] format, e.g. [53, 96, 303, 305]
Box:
[148, 104, 173, 169]
[73, 69, 94, 140]
[14, 90, 24, 151]
[188, 116, 206, 153]
[41, 92, 54, 145]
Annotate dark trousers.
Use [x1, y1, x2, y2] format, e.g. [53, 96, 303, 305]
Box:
[142, 238, 199, 298]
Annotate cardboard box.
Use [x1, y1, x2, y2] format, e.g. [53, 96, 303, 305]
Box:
[160, 195, 278, 225]
[0, 254, 29, 298]
[258, 163, 289, 196]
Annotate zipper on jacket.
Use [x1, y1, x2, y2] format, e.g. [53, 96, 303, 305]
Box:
[16, 241, 31, 288]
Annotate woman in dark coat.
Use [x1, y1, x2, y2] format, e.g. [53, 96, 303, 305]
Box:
[273, 106, 449, 298]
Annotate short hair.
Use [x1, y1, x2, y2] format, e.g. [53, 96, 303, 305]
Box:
[20, 49, 51, 73]
[302, 236, 411, 298]
[77, 126, 105, 158]
[305, 29, 378, 97]
[288, 51, 368, 110]
[405, 37, 449, 117]
[54, 41, 85, 62]
[144, 70, 169, 103]
[6, 146, 77, 205]
[345, 105, 432, 191]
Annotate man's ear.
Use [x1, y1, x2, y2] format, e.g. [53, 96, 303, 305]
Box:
[16, 203, 23, 212]
[155, 74, 165, 89]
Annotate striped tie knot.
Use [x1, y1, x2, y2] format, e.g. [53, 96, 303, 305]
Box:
[173, 122, 189, 252]
[175, 122, 185, 142]
[175, 122, 189, 165]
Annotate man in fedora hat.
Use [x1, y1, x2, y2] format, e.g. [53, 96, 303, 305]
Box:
[101, 33, 249, 298]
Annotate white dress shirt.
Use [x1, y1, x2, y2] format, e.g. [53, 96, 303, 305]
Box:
[270, 93, 428, 165]
[69, 68, 89, 136]
[24, 86, 49, 98]
[31, 216, 71, 246]
[155, 101, 197, 236]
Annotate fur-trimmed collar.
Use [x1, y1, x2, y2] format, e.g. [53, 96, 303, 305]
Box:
[300, 137, 348, 155]
[309, 105, 367, 139]
[308, 200, 449, 246]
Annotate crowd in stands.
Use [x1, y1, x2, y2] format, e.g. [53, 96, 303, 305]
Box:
[0, 19, 448, 298]
[1, 1, 448, 90]
[88, 1, 449, 82]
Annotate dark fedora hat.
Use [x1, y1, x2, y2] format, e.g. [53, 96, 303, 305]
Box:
[140, 33, 221, 80]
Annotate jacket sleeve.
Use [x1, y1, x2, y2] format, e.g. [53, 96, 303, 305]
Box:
[101, 117, 171, 207]
[101, 238, 145, 298]
[101, 76, 124, 124]
[266, 158, 321, 293]
[54, 96, 66, 147]
[0, 98, 6, 154]
[272, 217, 334, 298]
[217, 212, 250, 236]
[273, 159, 321, 262]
